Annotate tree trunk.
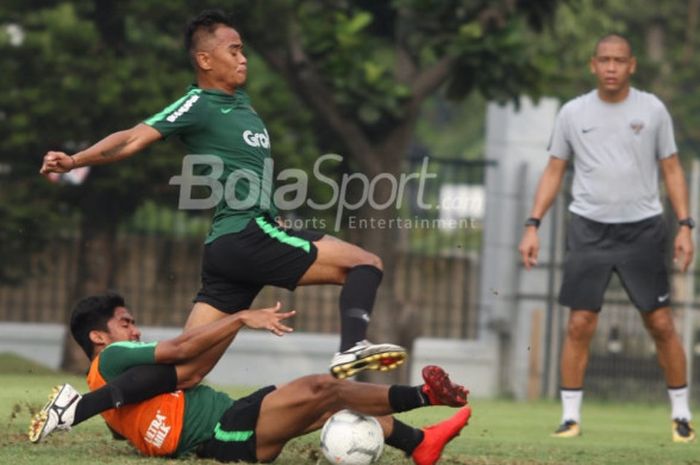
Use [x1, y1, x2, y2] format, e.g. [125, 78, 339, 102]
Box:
[683, 0, 700, 63]
[60, 217, 117, 373]
[355, 158, 416, 384]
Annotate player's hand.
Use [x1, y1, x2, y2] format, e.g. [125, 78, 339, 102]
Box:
[674, 227, 694, 272]
[241, 302, 295, 336]
[40, 151, 74, 175]
[518, 228, 540, 270]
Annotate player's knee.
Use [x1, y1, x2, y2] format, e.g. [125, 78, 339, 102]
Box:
[308, 374, 343, 407]
[367, 253, 383, 271]
[646, 318, 676, 341]
[567, 315, 596, 340]
[355, 252, 382, 271]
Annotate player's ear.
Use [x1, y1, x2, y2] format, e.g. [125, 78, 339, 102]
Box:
[629, 56, 637, 74]
[589, 56, 596, 74]
[89, 329, 109, 346]
[195, 51, 212, 71]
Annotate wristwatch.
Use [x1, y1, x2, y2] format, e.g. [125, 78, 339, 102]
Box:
[678, 217, 695, 229]
[524, 217, 541, 229]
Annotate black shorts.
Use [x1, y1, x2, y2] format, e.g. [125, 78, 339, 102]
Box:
[196, 385, 276, 463]
[558, 213, 670, 312]
[195, 215, 324, 313]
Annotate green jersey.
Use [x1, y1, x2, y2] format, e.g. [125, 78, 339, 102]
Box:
[94, 341, 234, 457]
[144, 85, 277, 243]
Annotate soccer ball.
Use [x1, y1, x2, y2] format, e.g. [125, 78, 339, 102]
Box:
[320, 410, 384, 465]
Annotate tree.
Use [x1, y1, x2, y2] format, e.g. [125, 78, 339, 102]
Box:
[226, 0, 566, 380]
[1, 0, 566, 376]
[0, 0, 320, 371]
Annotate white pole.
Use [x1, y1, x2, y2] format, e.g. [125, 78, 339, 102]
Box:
[683, 159, 700, 386]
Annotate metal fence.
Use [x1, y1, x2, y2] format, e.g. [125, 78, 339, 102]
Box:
[0, 157, 493, 342]
[3, 154, 698, 402]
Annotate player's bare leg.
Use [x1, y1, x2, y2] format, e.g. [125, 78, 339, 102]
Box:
[184, 301, 229, 330]
[642, 307, 687, 387]
[642, 307, 695, 443]
[299, 236, 406, 378]
[560, 310, 598, 388]
[254, 368, 468, 461]
[553, 309, 598, 438]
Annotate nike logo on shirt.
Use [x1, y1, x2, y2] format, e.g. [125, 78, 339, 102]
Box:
[581, 127, 596, 134]
[220, 108, 233, 114]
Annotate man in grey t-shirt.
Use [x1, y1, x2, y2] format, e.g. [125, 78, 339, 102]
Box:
[519, 34, 695, 442]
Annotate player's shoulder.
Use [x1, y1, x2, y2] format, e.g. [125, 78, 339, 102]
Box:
[145, 86, 208, 127]
[171, 86, 208, 112]
[102, 341, 155, 357]
[559, 89, 596, 115]
[629, 87, 668, 111]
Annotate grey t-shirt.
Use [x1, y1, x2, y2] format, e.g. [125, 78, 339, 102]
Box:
[548, 87, 677, 223]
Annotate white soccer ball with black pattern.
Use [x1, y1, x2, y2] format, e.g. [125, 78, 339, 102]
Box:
[320, 410, 384, 465]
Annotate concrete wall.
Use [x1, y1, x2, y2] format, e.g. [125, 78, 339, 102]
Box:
[479, 97, 560, 399]
[0, 322, 496, 396]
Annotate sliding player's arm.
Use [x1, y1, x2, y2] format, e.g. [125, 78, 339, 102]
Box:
[155, 303, 295, 388]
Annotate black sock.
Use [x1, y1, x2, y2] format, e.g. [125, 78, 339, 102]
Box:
[385, 418, 424, 456]
[388, 385, 430, 412]
[73, 386, 112, 426]
[339, 265, 382, 351]
[73, 364, 177, 426]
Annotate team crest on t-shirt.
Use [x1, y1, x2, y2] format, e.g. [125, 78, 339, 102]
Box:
[630, 119, 645, 134]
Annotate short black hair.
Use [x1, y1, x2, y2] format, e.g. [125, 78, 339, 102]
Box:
[70, 292, 126, 359]
[594, 33, 633, 57]
[184, 9, 236, 64]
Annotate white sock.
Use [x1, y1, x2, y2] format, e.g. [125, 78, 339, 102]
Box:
[561, 389, 583, 424]
[668, 386, 692, 421]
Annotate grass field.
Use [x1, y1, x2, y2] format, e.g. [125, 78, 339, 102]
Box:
[0, 353, 698, 465]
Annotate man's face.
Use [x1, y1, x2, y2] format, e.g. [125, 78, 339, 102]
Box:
[101, 307, 142, 345]
[590, 40, 636, 95]
[203, 26, 248, 89]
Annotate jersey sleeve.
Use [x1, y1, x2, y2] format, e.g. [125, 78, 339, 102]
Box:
[655, 102, 678, 159]
[547, 105, 573, 160]
[143, 89, 204, 139]
[98, 341, 158, 382]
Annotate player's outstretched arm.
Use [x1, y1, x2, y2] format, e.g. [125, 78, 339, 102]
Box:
[518, 156, 568, 269]
[39, 123, 161, 174]
[155, 303, 295, 388]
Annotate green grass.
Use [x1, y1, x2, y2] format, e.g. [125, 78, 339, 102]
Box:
[0, 353, 698, 465]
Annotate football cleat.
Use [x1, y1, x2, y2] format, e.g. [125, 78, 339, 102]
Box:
[551, 419, 581, 438]
[28, 384, 81, 443]
[329, 340, 407, 379]
[421, 365, 469, 407]
[672, 418, 696, 443]
[412, 407, 471, 465]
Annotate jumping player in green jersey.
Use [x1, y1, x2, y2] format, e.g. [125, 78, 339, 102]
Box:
[40, 9, 405, 379]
